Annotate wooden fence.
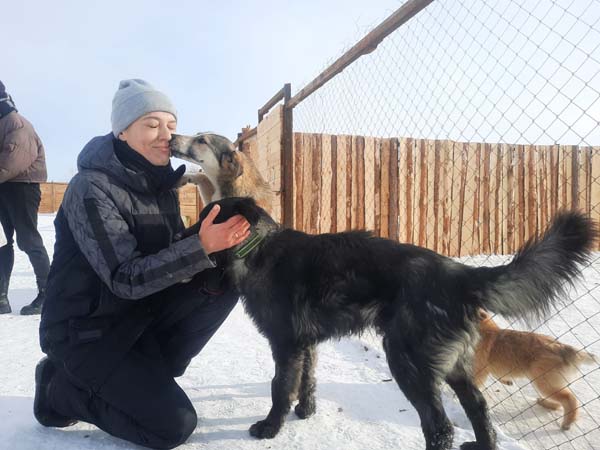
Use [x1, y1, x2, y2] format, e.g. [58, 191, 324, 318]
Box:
[39, 182, 202, 224]
[292, 133, 600, 256]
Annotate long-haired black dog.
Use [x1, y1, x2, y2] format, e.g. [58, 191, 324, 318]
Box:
[181, 197, 596, 450]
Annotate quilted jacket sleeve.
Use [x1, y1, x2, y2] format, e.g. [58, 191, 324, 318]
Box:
[62, 175, 215, 299]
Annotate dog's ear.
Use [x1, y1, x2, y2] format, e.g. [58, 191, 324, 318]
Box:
[220, 151, 244, 178]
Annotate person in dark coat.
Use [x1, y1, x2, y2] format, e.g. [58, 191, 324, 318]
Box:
[0, 80, 51, 315]
[35, 79, 251, 449]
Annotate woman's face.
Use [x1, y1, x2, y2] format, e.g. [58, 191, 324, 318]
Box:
[119, 111, 177, 166]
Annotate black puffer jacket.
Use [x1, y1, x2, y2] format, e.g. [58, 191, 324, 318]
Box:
[39, 134, 215, 381]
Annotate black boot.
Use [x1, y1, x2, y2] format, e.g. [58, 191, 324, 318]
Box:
[33, 357, 77, 428]
[20, 289, 45, 315]
[0, 294, 10, 314]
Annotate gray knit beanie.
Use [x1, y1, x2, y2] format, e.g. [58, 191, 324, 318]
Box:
[111, 79, 177, 137]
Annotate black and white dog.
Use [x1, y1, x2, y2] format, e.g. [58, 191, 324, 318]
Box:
[183, 197, 595, 450]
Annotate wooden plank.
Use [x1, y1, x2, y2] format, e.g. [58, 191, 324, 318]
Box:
[550, 144, 560, 218]
[302, 133, 313, 232]
[449, 141, 462, 257]
[481, 143, 491, 254]
[380, 138, 391, 239]
[331, 136, 338, 233]
[426, 139, 436, 250]
[397, 138, 407, 241]
[345, 136, 353, 231]
[516, 144, 526, 248]
[525, 145, 538, 240]
[538, 145, 548, 231]
[356, 136, 366, 230]
[505, 144, 516, 254]
[456, 142, 469, 257]
[558, 145, 570, 210]
[441, 140, 453, 256]
[579, 146, 592, 216]
[336, 136, 348, 232]
[293, 133, 304, 230]
[364, 136, 376, 232]
[320, 135, 333, 234]
[591, 147, 600, 250]
[490, 144, 502, 254]
[417, 139, 428, 247]
[389, 138, 400, 241]
[373, 138, 382, 236]
[310, 134, 322, 234]
[461, 143, 480, 256]
[404, 138, 415, 244]
[432, 140, 442, 252]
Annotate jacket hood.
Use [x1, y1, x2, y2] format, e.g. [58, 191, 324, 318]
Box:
[77, 133, 151, 192]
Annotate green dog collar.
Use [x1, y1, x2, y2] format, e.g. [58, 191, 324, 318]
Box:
[234, 229, 264, 259]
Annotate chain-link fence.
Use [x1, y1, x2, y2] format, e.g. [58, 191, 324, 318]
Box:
[254, 0, 600, 448]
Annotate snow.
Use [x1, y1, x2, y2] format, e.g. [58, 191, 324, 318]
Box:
[3, 214, 598, 450]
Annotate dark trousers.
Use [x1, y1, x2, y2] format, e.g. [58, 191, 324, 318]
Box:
[48, 284, 238, 449]
[0, 182, 50, 293]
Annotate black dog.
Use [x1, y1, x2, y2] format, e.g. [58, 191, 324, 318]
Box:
[183, 197, 596, 450]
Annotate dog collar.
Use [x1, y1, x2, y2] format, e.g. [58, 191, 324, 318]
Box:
[234, 229, 265, 259]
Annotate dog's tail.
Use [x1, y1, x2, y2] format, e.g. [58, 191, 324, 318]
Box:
[469, 211, 596, 322]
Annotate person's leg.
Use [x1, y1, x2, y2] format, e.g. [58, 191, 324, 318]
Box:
[12, 183, 50, 291]
[48, 351, 197, 449]
[0, 184, 15, 313]
[151, 284, 239, 377]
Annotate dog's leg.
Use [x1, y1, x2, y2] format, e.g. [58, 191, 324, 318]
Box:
[294, 345, 317, 419]
[531, 370, 579, 430]
[446, 369, 497, 450]
[383, 336, 454, 450]
[250, 346, 304, 439]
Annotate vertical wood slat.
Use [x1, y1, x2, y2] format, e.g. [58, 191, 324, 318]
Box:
[357, 136, 366, 230]
[405, 138, 415, 245]
[591, 147, 600, 250]
[330, 136, 338, 233]
[345, 136, 353, 231]
[433, 140, 442, 252]
[388, 138, 399, 241]
[449, 141, 462, 257]
[426, 139, 436, 250]
[441, 140, 453, 256]
[320, 134, 333, 234]
[380, 138, 391, 239]
[293, 133, 304, 230]
[481, 143, 491, 254]
[310, 134, 322, 234]
[373, 138, 381, 236]
[364, 137, 376, 232]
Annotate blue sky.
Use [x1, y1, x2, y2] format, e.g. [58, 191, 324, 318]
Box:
[2, 0, 403, 181]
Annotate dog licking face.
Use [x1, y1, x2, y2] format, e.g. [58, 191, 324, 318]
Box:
[170, 133, 272, 211]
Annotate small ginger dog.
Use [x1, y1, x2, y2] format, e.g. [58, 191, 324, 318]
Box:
[474, 310, 597, 430]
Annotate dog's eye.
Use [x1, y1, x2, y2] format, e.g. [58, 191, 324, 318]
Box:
[195, 136, 206, 144]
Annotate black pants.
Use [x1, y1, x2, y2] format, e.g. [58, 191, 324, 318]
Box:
[48, 283, 238, 449]
[0, 182, 50, 293]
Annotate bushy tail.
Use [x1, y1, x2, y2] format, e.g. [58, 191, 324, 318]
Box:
[471, 211, 597, 322]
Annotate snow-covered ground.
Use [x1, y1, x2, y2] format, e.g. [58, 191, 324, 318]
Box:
[1, 214, 598, 450]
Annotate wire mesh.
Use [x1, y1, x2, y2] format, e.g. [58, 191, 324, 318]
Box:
[290, 1, 600, 448]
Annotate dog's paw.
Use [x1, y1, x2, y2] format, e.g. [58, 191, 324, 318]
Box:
[249, 420, 281, 439]
[460, 441, 495, 450]
[294, 401, 316, 419]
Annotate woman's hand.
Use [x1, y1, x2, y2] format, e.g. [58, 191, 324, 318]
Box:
[198, 204, 251, 255]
